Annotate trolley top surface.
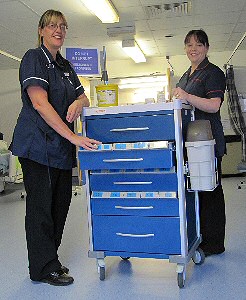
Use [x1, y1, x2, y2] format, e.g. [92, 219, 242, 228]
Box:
[82, 99, 192, 117]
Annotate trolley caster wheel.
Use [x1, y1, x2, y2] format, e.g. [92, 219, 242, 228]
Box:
[192, 247, 205, 265]
[99, 266, 105, 281]
[120, 257, 130, 260]
[177, 272, 185, 288]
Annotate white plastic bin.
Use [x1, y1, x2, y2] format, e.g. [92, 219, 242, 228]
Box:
[185, 139, 217, 191]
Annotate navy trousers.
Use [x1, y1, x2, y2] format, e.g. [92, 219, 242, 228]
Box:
[199, 157, 226, 253]
[19, 158, 72, 280]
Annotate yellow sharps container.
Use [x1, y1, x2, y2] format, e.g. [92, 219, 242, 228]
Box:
[96, 84, 118, 107]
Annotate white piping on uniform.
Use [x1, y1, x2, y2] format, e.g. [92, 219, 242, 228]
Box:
[23, 77, 49, 85]
[41, 47, 51, 64]
[76, 84, 82, 90]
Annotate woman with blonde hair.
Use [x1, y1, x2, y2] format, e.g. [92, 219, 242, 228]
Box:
[10, 9, 100, 286]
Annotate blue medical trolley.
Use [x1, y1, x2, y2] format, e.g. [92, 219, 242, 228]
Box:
[78, 100, 205, 288]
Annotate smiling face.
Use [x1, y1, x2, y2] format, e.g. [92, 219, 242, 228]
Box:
[185, 35, 209, 69]
[39, 17, 67, 58]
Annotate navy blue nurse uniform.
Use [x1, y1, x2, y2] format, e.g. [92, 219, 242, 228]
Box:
[10, 45, 85, 280]
[11, 44, 84, 169]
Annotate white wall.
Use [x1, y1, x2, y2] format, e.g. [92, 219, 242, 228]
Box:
[0, 69, 21, 145]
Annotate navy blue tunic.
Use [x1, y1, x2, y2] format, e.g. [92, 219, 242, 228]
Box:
[177, 57, 226, 157]
[11, 45, 84, 169]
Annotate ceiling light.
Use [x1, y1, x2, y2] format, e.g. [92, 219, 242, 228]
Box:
[81, 0, 119, 23]
[122, 39, 146, 63]
[0, 50, 21, 62]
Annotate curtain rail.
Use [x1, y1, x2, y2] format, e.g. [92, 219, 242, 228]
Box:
[226, 32, 246, 65]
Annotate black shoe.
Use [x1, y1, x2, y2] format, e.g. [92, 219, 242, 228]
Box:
[61, 265, 69, 274]
[204, 250, 225, 257]
[41, 269, 74, 286]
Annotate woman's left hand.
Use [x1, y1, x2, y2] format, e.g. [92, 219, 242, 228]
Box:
[66, 93, 90, 123]
[66, 100, 83, 123]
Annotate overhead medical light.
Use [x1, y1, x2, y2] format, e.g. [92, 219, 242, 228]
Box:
[122, 39, 146, 63]
[81, 0, 119, 23]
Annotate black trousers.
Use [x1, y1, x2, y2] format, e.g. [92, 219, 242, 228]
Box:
[199, 157, 226, 253]
[19, 158, 72, 281]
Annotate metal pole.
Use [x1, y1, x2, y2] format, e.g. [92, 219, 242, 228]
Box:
[226, 32, 246, 64]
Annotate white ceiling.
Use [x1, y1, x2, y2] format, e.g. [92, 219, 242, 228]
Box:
[0, 0, 246, 74]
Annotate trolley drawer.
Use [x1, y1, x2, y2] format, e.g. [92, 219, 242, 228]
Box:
[78, 148, 175, 170]
[91, 198, 179, 216]
[89, 173, 178, 191]
[92, 215, 181, 254]
[86, 114, 175, 143]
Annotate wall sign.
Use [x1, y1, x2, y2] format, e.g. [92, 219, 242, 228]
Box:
[65, 47, 99, 75]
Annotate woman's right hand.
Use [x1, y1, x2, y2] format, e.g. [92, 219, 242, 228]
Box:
[70, 135, 101, 150]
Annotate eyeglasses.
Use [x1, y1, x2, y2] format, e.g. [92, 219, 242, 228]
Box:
[46, 23, 67, 32]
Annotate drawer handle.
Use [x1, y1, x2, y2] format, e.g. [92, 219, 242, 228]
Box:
[116, 233, 154, 238]
[103, 158, 143, 163]
[115, 206, 154, 210]
[114, 181, 152, 185]
[110, 127, 149, 132]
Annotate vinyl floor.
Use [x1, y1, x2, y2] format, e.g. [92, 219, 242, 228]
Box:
[0, 177, 246, 300]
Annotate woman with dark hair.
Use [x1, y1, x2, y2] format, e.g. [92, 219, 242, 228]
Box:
[173, 29, 226, 257]
[10, 9, 101, 285]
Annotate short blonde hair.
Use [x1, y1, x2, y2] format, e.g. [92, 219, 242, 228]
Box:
[38, 9, 68, 46]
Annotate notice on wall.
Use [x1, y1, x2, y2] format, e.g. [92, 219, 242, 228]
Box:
[65, 47, 99, 75]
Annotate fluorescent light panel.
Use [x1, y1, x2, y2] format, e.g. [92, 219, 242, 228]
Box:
[81, 0, 119, 23]
[122, 39, 146, 63]
[119, 75, 167, 89]
[119, 82, 166, 89]
[120, 76, 167, 85]
[0, 50, 21, 62]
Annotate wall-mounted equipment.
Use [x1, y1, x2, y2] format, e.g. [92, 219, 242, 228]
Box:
[107, 23, 136, 37]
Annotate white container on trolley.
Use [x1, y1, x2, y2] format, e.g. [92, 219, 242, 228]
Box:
[185, 139, 216, 190]
[185, 120, 217, 191]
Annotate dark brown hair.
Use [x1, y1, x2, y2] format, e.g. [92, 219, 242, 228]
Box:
[184, 29, 209, 47]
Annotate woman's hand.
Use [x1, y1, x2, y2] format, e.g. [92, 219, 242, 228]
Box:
[66, 93, 90, 123]
[172, 87, 221, 113]
[172, 87, 189, 101]
[70, 135, 101, 150]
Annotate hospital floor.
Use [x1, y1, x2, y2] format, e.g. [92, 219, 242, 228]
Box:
[1, 177, 246, 300]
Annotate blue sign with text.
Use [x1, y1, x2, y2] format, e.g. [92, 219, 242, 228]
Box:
[65, 48, 99, 75]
